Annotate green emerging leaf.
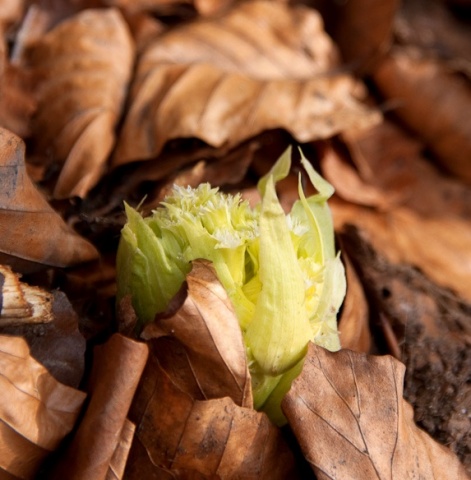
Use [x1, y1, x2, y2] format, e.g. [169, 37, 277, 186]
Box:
[116, 147, 346, 425]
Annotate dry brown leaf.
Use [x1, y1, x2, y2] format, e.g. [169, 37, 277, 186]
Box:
[395, 0, 471, 77]
[126, 349, 300, 479]
[0, 334, 86, 478]
[50, 334, 148, 480]
[0, 61, 35, 138]
[24, 8, 134, 198]
[141, 260, 252, 408]
[0, 127, 98, 272]
[0, 288, 86, 388]
[337, 254, 371, 353]
[373, 47, 471, 183]
[105, 0, 235, 17]
[331, 198, 471, 304]
[106, 419, 136, 480]
[320, 143, 394, 209]
[340, 225, 471, 472]
[282, 343, 469, 479]
[321, 0, 399, 71]
[113, 1, 380, 165]
[339, 120, 471, 219]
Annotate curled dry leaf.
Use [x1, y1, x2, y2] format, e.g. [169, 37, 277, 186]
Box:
[0, 264, 52, 326]
[0, 128, 98, 272]
[282, 343, 469, 480]
[373, 47, 471, 183]
[126, 349, 299, 479]
[50, 334, 148, 480]
[0, 334, 86, 479]
[141, 260, 252, 408]
[113, 1, 380, 165]
[25, 8, 134, 198]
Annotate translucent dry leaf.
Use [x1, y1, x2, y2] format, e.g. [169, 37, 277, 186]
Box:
[141, 259, 252, 408]
[282, 343, 469, 480]
[24, 8, 134, 198]
[0, 128, 98, 272]
[113, 1, 380, 165]
[0, 334, 86, 478]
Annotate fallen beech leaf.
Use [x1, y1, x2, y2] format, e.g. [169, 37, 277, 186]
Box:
[0, 62, 35, 138]
[25, 8, 134, 198]
[113, 1, 380, 165]
[324, 0, 398, 71]
[141, 260, 252, 408]
[107, 419, 136, 480]
[50, 334, 148, 480]
[373, 47, 471, 182]
[320, 144, 393, 209]
[0, 128, 99, 272]
[331, 198, 471, 304]
[126, 350, 300, 479]
[106, 0, 234, 17]
[0, 334, 86, 479]
[339, 120, 471, 220]
[282, 343, 469, 479]
[341, 225, 471, 472]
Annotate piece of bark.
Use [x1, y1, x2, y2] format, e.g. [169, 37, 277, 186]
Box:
[283, 342, 469, 479]
[340, 224, 471, 475]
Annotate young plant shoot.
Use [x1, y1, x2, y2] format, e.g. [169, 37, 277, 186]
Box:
[116, 148, 346, 425]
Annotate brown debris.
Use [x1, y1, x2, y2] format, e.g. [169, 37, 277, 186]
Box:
[0, 128, 99, 272]
[0, 335, 86, 479]
[283, 342, 469, 480]
[339, 225, 471, 474]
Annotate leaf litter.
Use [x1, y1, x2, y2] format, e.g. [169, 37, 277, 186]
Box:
[0, 0, 470, 478]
